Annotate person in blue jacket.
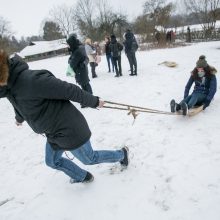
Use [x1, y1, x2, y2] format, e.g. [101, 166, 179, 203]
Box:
[170, 55, 217, 115]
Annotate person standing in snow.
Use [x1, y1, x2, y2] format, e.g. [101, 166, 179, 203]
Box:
[123, 29, 138, 76]
[170, 55, 217, 115]
[104, 36, 114, 73]
[66, 34, 93, 107]
[109, 34, 123, 77]
[85, 38, 98, 78]
[0, 50, 129, 183]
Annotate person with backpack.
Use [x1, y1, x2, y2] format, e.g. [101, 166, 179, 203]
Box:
[170, 55, 217, 115]
[0, 50, 129, 184]
[124, 29, 138, 76]
[109, 34, 123, 77]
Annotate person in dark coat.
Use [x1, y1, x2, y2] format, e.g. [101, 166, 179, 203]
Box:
[109, 34, 123, 77]
[104, 36, 114, 73]
[123, 29, 138, 76]
[170, 55, 217, 115]
[0, 50, 129, 183]
[66, 34, 92, 97]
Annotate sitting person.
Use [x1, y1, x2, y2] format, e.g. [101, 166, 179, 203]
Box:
[170, 55, 217, 115]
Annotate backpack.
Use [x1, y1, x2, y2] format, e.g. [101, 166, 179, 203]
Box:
[131, 40, 138, 52]
[111, 42, 123, 57]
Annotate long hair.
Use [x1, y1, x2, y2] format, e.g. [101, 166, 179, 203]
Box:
[191, 65, 213, 81]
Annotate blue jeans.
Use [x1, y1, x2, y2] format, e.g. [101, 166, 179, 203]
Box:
[45, 140, 124, 182]
[106, 54, 114, 72]
[180, 92, 206, 109]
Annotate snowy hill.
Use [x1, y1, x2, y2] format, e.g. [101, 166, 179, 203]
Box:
[0, 41, 220, 220]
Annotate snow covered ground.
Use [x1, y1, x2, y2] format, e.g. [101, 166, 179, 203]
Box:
[0, 41, 220, 220]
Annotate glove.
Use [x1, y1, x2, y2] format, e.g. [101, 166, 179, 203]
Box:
[203, 99, 211, 110]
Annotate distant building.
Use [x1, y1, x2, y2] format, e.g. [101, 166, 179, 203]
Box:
[19, 39, 69, 61]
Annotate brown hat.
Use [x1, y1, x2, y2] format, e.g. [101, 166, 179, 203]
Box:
[196, 55, 208, 68]
[0, 50, 9, 86]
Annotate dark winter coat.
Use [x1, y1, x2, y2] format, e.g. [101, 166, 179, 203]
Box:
[184, 66, 217, 106]
[124, 30, 138, 54]
[105, 41, 111, 55]
[0, 56, 99, 150]
[109, 38, 123, 58]
[67, 37, 90, 86]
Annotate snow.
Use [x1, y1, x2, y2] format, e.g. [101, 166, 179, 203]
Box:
[1, 41, 220, 220]
[19, 39, 68, 57]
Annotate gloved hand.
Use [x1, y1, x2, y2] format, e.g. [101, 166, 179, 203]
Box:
[203, 99, 211, 110]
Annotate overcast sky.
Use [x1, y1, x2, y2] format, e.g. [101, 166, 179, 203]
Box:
[0, 0, 145, 38]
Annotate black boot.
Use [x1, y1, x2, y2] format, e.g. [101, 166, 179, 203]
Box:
[69, 172, 94, 184]
[181, 102, 188, 116]
[170, 99, 176, 113]
[120, 147, 129, 167]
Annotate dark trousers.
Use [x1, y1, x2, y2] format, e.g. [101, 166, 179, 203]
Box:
[81, 83, 93, 94]
[90, 62, 97, 78]
[127, 52, 137, 74]
[106, 54, 114, 72]
[112, 56, 122, 76]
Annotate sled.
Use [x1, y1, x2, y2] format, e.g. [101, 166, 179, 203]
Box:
[175, 105, 204, 117]
[158, 61, 178, 68]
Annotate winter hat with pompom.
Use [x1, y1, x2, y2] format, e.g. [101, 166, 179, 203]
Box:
[196, 55, 208, 68]
[0, 50, 9, 86]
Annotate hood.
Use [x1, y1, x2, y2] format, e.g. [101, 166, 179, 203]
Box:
[125, 31, 134, 40]
[66, 34, 82, 51]
[7, 54, 29, 89]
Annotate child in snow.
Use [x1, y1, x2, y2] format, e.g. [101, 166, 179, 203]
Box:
[170, 55, 217, 115]
[0, 50, 129, 184]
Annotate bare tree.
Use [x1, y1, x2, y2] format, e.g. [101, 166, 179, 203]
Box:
[143, 0, 174, 29]
[0, 16, 12, 38]
[96, 0, 114, 37]
[75, 0, 96, 39]
[49, 4, 76, 37]
[183, 0, 220, 30]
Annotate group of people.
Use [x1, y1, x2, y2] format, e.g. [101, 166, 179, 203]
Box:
[66, 29, 139, 103]
[104, 29, 138, 77]
[0, 29, 217, 185]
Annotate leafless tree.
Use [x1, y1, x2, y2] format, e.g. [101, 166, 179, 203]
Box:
[183, 0, 220, 30]
[143, 0, 174, 29]
[74, 0, 97, 39]
[49, 4, 76, 37]
[96, 0, 114, 36]
[0, 16, 12, 38]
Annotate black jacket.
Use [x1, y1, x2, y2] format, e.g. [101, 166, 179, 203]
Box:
[124, 31, 138, 54]
[0, 56, 99, 150]
[67, 36, 90, 85]
[105, 41, 111, 55]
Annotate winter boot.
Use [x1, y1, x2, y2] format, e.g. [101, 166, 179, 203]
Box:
[181, 102, 188, 116]
[176, 103, 181, 111]
[70, 172, 94, 184]
[82, 172, 94, 183]
[170, 99, 176, 113]
[120, 146, 129, 167]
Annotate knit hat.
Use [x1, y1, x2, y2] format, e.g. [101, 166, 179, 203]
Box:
[196, 55, 208, 68]
[0, 50, 9, 86]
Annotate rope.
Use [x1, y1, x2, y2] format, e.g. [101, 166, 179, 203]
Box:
[102, 100, 182, 124]
[103, 100, 176, 117]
